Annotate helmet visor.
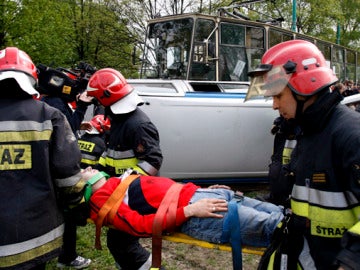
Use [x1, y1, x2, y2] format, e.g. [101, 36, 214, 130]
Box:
[245, 65, 291, 101]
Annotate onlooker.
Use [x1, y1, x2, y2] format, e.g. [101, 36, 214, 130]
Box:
[86, 68, 163, 270]
[78, 114, 110, 169]
[342, 79, 356, 97]
[247, 39, 360, 270]
[0, 47, 85, 269]
[37, 64, 94, 268]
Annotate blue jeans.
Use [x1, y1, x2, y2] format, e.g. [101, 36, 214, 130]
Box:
[180, 188, 284, 247]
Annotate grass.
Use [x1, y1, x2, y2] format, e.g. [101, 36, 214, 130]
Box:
[46, 224, 262, 270]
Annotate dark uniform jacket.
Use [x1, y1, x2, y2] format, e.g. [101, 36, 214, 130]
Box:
[98, 108, 163, 176]
[289, 90, 360, 269]
[78, 133, 107, 168]
[41, 96, 88, 137]
[0, 97, 84, 269]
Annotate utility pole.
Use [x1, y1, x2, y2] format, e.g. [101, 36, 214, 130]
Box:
[291, 0, 297, 32]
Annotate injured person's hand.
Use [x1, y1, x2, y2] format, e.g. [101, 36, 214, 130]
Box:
[183, 198, 228, 218]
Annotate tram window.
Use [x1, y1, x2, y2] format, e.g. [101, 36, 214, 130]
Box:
[347, 51, 356, 64]
[357, 54, 360, 83]
[317, 42, 331, 61]
[332, 47, 345, 80]
[268, 29, 292, 48]
[333, 46, 344, 63]
[247, 48, 264, 71]
[346, 64, 356, 81]
[189, 19, 216, 80]
[194, 19, 216, 42]
[346, 51, 356, 81]
[221, 23, 245, 46]
[193, 43, 205, 62]
[295, 36, 314, 43]
[146, 18, 193, 79]
[247, 27, 265, 49]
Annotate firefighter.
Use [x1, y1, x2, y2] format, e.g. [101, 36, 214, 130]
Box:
[0, 47, 86, 269]
[86, 68, 163, 270]
[78, 114, 110, 169]
[246, 40, 360, 269]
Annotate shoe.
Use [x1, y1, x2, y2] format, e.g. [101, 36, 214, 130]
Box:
[57, 256, 92, 269]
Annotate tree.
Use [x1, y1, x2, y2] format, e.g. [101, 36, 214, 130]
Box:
[0, 0, 20, 47]
[8, 0, 76, 66]
[4, 0, 137, 76]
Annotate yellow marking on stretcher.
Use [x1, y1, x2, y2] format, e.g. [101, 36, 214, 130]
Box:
[163, 232, 265, 256]
[87, 219, 265, 256]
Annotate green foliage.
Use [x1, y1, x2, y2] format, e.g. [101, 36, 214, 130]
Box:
[3, 0, 137, 75]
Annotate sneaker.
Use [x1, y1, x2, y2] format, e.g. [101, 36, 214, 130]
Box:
[57, 256, 92, 269]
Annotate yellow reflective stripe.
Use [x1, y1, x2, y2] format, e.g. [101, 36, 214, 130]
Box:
[267, 252, 276, 270]
[348, 222, 360, 234]
[101, 150, 158, 175]
[132, 165, 147, 175]
[81, 158, 98, 166]
[291, 199, 360, 238]
[99, 156, 106, 166]
[102, 156, 139, 175]
[282, 139, 296, 165]
[0, 224, 64, 256]
[103, 156, 138, 167]
[0, 130, 52, 142]
[0, 236, 62, 267]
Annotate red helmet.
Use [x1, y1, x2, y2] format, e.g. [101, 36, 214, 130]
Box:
[87, 114, 111, 134]
[86, 68, 143, 114]
[246, 40, 338, 100]
[0, 47, 39, 96]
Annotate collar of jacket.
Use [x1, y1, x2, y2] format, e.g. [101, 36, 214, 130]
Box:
[299, 89, 343, 135]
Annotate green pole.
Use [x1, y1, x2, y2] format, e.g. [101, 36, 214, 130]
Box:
[336, 22, 340, 44]
[291, 0, 297, 32]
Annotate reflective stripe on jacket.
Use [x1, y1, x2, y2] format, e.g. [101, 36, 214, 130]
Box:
[289, 91, 360, 269]
[0, 98, 83, 268]
[99, 108, 162, 176]
[78, 133, 106, 168]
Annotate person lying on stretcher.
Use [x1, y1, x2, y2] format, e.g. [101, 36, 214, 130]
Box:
[81, 166, 284, 248]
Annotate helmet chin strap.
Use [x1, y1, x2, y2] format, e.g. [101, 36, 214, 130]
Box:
[292, 92, 311, 122]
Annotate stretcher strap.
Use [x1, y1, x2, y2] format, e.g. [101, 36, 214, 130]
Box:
[221, 200, 243, 270]
[151, 183, 183, 269]
[94, 174, 139, 249]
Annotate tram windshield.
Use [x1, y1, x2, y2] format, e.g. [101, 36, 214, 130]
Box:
[140, 15, 265, 81]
